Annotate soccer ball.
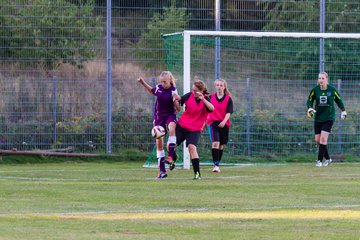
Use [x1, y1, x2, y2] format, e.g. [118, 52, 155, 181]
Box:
[151, 125, 166, 139]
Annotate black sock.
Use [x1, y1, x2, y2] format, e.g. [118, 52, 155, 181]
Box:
[168, 143, 176, 158]
[159, 157, 166, 172]
[324, 146, 330, 160]
[219, 149, 223, 161]
[191, 158, 200, 174]
[318, 144, 326, 161]
[212, 149, 220, 166]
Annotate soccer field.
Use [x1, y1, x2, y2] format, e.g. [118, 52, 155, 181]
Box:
[0, 161, 359, 239]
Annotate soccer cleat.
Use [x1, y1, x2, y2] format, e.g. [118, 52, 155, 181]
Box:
[315, 160, 322, 167]
[169, 161, 176, 171]
[212, 166, 220, 173]
[323, 159, 332, 166]
[193, 171, 201, 180]
[156, 171, 168, 179]
[166, 154, 177, 171]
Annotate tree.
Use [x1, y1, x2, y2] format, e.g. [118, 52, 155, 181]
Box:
[222, 0, 266, 31]
[260, 1, 360, 33]
[131, 0, 189, 69]
[0, 0, 103, 72]
[259, 1, 360, 81]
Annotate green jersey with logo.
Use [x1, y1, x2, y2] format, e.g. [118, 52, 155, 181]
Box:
[306, 85, 345, 122]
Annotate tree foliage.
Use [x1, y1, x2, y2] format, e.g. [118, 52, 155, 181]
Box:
[259, 1, 360, 80]
[131, 0, 189, 69]
[222, 0, 266, 31]
[0, 0, 103, 71]
[261, 1, 360, 33]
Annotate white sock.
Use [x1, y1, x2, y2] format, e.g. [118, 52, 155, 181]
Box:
[157, 150, 165, 165]
[167, 136, 176, 145]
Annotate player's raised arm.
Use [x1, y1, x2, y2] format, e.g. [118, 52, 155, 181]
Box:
[197, 92, 214, 112]
[137, 77, 152, 94]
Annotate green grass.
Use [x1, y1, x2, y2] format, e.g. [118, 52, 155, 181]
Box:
[0, 161, 359, 239]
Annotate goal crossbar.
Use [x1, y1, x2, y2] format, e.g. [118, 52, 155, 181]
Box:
[163, 31, 360, 39]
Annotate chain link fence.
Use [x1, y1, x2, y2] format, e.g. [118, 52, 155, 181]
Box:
[1, 0, 359, 160]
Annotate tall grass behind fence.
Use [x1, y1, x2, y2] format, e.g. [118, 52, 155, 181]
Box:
[0, 1, 107, 152]
[0, 0, 359, 158]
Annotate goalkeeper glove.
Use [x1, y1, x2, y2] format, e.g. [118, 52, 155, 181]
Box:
[307, 108, 316, 118]
[341, 111, 347, 120]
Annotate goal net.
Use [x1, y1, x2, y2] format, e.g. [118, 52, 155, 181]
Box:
[145, 31, 360, 169]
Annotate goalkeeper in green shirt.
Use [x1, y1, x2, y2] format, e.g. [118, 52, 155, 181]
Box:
[306, 72, 347, 167]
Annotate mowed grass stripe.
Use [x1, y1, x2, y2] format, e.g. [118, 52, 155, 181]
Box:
[2, 210, 360, 220]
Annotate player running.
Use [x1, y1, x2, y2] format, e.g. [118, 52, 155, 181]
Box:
[138, 71, 180, 179]
[207, 79, 233, 173]
[172, 79, 214, 179]
[306, 72, 347, 167]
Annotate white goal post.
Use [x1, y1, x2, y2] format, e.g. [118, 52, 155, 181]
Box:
[166, 30, 360, 170]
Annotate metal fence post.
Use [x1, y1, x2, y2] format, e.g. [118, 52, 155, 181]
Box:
[215, 0, 221, 80]
[319, 0, 325, 72]
[246, 78, 251, 156]
[106, 0, 112, 154]
[53, 77, 57, 147]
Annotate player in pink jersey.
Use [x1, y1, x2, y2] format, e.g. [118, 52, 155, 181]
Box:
[207, 79, 233, 173]
[138, 71, 180, 179]
[173, 79, 214, 179]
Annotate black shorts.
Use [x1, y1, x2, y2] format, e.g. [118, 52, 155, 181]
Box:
[314, 120, 334, 135]
[176, 124, 201, 147]
[209, 121, 229, 145]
